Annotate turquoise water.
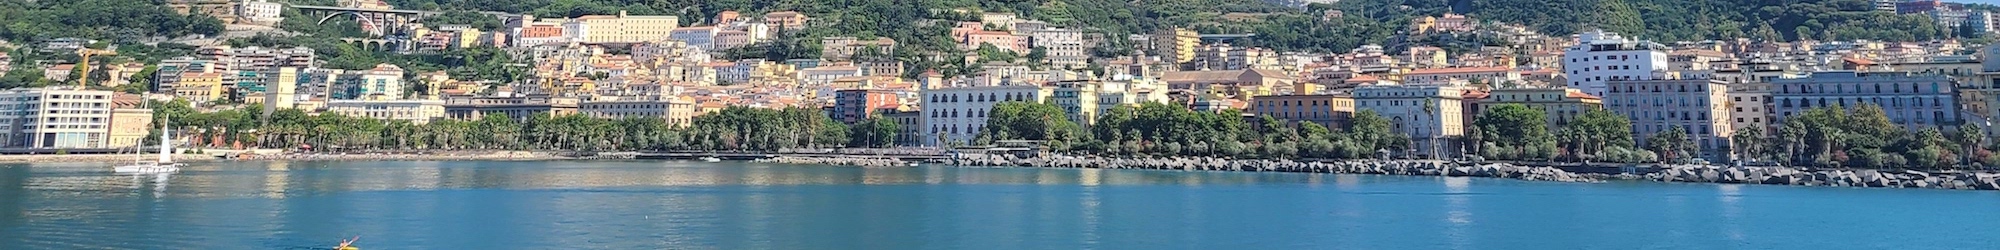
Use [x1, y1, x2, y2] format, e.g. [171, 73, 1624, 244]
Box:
[1, 160, 1997, 249]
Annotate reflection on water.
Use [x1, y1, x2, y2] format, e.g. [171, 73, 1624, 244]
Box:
[0, 161, 1996, 249]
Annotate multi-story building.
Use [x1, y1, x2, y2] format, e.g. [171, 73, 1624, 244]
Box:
[831, 89, 901, 123]
[1471, 88, 1602, 128]
[1770, 71, 1960, 131]
[1563, 29, 1668, 96]
[1151, 28, 1200, 64]
[1966, 46, 2000, 136]
[800, 65, 863, 87]
[1190, 44, 1275, 71]
[1401, 67, 1519, 85]
[237, 0, 284, 24]
[579, 98, 697, 126]
[0, 51, 10, 78]
[564, 10, 680, 44]
[173, 72, 227, 104]
[1728, 82, 1774, 137]
[514, 18, 567, 47]
[961, 31, 1022, 53]
[331, 64, 405, 100]
[0, 87, 117, 149]
[1899, 0, 1971, 31]
[1030, 28, 1087, 68]
[667, 26, 719, 50]
[1049, 80, 1101, 126]
[195, 45, 314, 73]
[820, 37, 896, 61]
[713, 30, 754, 50]
[442, 95, 581, 120]
[1161, 69, 1296, 99]
[324, 99, 447, 124]
[262, 67, 300, 111]
[919, 85, 1051, 146]
[1249, 94, 1355, 130]
[1354, 84, 1470, 158]
[883, 109, 925, 146]
[1603, 77, 1732, 162]
[106, 94, 152, 149]
[762, 11, 810, 31]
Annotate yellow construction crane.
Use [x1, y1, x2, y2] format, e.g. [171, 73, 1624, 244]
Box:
[76, 48, 117, 87]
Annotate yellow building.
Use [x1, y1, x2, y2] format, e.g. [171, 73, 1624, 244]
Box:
[567, 10, 681, 44]
[1250, 94, 1355, 130]
[174, 72, 227, 104]
[1154, 28, 1200, 64]
[1473, 88, 1603, 128]
[106, 95, 153, 148]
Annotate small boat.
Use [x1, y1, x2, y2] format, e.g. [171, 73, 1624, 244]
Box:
[699, 156, 722, 162]
[114, 112, 182, 174]
[334, 236, 360, 250]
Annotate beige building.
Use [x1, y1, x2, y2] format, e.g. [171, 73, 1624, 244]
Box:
[564, 10, 681, 44]
[1250, 94, 1355, 130]
[579, 98, 698, 126]
[821, 37, 896, 61]
[1152, 28, 1200, 64]
[1603, 77, 1733, 162]
[325, 99, 447, 124]
[106, 95, 153, 149]
[1354, 84, 1472, 157]
[443, 95, 581, 120]
[1161, 69, 1296, 99]
[1727, 82, 1773, 137]
[1474, 88, 1602, 128]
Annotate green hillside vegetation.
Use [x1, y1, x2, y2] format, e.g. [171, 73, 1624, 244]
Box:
[0, 0, 225, 44]
[1458, 0, 1951, 42]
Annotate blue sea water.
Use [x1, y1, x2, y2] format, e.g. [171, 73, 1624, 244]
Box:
[0, 160, 1996, 249]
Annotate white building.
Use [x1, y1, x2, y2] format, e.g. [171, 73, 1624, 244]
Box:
[1030, 28, 1087, 69]
[920, 85, 1052, 146]
[1563, 30, 1668, 96]
[0, 88, 116, 149]
[667, 26, 719, 50]
[1353, 84, 1470, 158]
[325, 99, 447, 124]
[237, 0, 284, 24]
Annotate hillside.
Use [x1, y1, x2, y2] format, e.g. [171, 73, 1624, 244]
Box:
[1455, 0, 1951, 42]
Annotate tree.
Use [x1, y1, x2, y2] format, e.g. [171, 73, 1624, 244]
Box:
[1474, 104, 1550, 149]
[847, 115, 900, 148]
[1731, 127, 1764, 163]
[976, 101, 1084, 150]
[1646, 126, 1695, 163]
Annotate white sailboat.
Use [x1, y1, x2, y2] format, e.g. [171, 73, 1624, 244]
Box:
[114, 113, 182, 173]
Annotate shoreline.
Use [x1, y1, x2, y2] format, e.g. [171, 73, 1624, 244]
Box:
[762, 154, 2000, 191]
[14, 151, 1995, 191]
[0, 151, 576, 164]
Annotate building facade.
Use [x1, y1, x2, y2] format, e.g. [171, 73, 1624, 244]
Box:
[1250, 94, 1356, 130]
[332, 64, 405, 100]
[1478, 88, 1602, 128]
[565, 11, 680, 44]
[1563, 30, 1668, 96]
[1770, 71, 1961, 131]
[1353, 84, 1470, 158]
[0, 88, 118, 149]
[443, 96, 581, 120]
[919, 85, 1051, 146]
[831, 89, 901, 123]
[1603, 78, 1733, 162]
[325, 99, 447, 124]
[579, 99, 697, 126]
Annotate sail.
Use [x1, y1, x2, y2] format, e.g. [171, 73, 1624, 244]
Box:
[158, 114, 172, 164]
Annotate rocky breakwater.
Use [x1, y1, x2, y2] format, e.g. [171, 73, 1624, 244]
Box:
[755, 156, 908, 167]
[1637, 165, 2000, 190]
[947, 154, 1599, 183]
